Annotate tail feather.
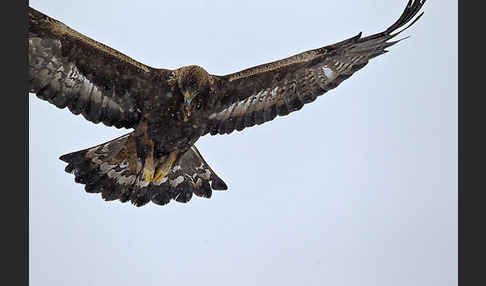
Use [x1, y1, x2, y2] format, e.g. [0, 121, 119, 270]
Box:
[60, 133, 227, 207]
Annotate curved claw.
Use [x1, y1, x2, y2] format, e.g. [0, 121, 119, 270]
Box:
[154, 151, 178, 182]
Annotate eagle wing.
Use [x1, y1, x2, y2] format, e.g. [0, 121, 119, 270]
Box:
[204, 0, 425, 135]
[29, 7, 172, 128]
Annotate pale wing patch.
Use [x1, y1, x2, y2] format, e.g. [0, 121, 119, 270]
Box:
[322, 66, 337, 80]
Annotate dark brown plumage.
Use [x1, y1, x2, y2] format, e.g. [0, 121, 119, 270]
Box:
[29, 1, 426, 207]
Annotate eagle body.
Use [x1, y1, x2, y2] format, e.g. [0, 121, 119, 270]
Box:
[137, 66, 216, 154]
[29, 1, 426, 207]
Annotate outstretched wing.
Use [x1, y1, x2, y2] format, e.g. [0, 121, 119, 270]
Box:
[203, 0, 425, 135]
[29, 7, 172, 128]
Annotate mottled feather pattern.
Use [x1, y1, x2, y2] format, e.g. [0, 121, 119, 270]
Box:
[28, 8, 155, 129]
[60, 134, 227, 207]
[29, 37, 135, 127]
[205, 0, 425, 135]
[206, 63, 342, 135]
[29, 1, 425, 207]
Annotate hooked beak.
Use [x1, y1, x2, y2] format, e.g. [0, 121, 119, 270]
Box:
[183, 91, 193, 119]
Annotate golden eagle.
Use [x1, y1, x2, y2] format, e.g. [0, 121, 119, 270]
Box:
[29, 1, 426, 207]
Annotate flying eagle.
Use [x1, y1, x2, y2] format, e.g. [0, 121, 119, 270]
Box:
[29, 1, 426, 207]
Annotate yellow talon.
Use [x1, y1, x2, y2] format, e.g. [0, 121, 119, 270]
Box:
[143, 168, 155, 182]
[142, 148, 155, 182]
[154, 167, 170, 182]
[154, 151, 178, 182]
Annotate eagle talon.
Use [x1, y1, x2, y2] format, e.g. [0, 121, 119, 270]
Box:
[143, 168, 155, 182]
[142, 146, 155, 183]
[154, 151, 178, 182]
[154, 168, 169, 182]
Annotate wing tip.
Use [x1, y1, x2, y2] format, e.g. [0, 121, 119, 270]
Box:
[386, 0, 426, 36]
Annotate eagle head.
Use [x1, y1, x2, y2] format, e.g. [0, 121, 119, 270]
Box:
[177, 65, 211, 120]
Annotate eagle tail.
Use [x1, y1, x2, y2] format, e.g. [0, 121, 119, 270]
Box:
[59, 133, 227, 207]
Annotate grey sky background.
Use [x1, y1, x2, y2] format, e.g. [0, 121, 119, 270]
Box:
[29, 1, 457, 285]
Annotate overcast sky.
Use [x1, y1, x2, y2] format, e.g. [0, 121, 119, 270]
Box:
[29, 1, 457, 285]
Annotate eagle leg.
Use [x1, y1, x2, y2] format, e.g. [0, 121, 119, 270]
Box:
[154, 151, 178, 182]
[142, 142, 155, 182]
[135, 121, 158, 183]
